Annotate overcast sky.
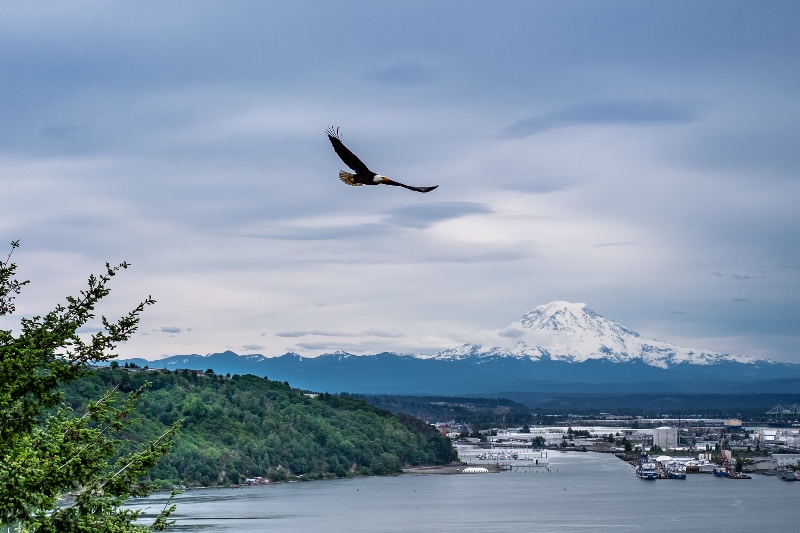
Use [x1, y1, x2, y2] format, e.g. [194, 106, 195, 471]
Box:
[2, 1, 799, 363]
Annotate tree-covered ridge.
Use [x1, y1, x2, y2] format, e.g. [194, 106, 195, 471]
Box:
[342, 393, 535, 429]
[64, 369, 456, 487]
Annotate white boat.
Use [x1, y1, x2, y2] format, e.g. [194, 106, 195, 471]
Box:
[637, 461, 657, 479]
[636, 452, 657, 479]
[664, 461, 687, 480]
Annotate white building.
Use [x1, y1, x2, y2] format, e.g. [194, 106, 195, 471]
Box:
[653, 426, 678, 450]
[772, 454, 800, 467]
[756, 428, 800, 446]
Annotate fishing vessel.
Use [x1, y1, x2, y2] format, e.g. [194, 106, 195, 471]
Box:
[636, 452, 657, 480]
[713, 466, 729, 477]
[664, 461, 687, 480]
[713, 437, 731, 477]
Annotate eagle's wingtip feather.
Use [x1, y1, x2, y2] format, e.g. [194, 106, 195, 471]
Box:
[325, 126, 341, 140]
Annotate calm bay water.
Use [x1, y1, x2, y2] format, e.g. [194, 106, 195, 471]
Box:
[129, 452, 800, 532]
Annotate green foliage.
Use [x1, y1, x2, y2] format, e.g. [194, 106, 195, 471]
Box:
[0, 241, 29, 316]
[63, 370, 456, 486]
[0, 242, 176, 532]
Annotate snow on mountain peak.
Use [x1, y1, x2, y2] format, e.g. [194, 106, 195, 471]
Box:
[520, 301, 640, 339]
[431, 301, 758, 368]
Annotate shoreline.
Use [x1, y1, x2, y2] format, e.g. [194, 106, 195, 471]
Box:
[148, 462, 481, 493]
[402, 463, 501, 474]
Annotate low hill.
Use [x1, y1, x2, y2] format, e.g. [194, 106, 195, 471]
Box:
[63, 369, 455, 487]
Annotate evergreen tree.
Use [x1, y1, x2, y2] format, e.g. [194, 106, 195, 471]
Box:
[0, 242, 178, 532]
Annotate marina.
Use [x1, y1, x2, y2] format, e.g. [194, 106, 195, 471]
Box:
[457, 449, 550, 472]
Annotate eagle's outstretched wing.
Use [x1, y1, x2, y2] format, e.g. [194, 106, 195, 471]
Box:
[384, 179, 439, 193]
[326, 127, 371, 175]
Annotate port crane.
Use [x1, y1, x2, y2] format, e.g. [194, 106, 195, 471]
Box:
[767, 404, 800, 419]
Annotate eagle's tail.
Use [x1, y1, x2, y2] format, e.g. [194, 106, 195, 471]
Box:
[339, 171, 362, 186]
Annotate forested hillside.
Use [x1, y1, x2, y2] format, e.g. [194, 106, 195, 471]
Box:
[343, 393, 535, 428]
[63, 369, 455, 487]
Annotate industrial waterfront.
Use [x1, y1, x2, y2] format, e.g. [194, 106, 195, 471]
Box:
[127, 451, 799, 532]
[444, 414, 800, 479]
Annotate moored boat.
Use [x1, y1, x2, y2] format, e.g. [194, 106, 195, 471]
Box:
[665, 461, 687, 480]
[636, 452, 657, 479]
[713, 466, 729, 478]
[637, 462, 657, 479]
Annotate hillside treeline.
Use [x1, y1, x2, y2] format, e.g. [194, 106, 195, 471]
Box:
[342, 393, 535, 429]
[63, 369, 456, 487]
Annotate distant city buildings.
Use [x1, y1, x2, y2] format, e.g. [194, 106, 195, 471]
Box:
[771, 454, 800, 467]
[755, 429, 800, 448]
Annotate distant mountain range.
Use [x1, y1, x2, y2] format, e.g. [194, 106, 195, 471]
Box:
[118, 302, 800, 395]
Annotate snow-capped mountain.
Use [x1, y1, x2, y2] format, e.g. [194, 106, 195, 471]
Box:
[430, 301, 757, 368]
[117, 301, 800, 395]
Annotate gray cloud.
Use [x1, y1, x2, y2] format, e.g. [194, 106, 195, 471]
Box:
[369, 62, 434, 86]
[711, 272, 767, 280]
[246, 203, 492, 242]
[498, 328, 526, 338]
[506, 101, 698, 138]
[277, 329, 403, 338]
[248, 223, 390, 241]
[161, 326, 181, 333]
[384, 202, 492, 229]
[731, 298, 750, 302]
[360, 329, 404, 338]
[277, 330, 350, 338]
[241, 344, 265, 351]
[422, 250, 529, 264]
[40, 126, 80, 139]
[296, 342, 340, 351]
[669, 311, 688, 315]
[504, 177, 581, 194]
[593, 241, 636, 248]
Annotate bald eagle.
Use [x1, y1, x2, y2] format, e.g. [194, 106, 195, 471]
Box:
[326, 127, 438, 193]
